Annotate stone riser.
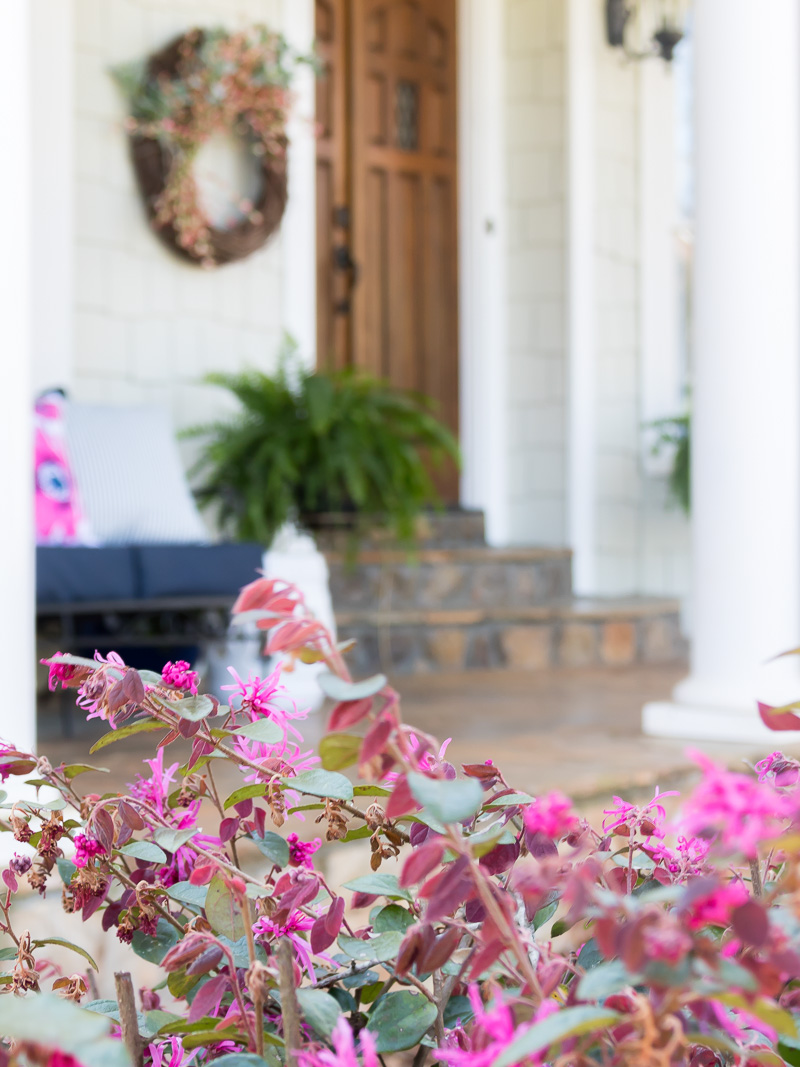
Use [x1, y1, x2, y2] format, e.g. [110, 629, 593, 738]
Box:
[327, 549, 573, 613]
[337, 608, 686, 676]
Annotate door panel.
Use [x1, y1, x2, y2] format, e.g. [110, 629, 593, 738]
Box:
[316, 0, 459, 498]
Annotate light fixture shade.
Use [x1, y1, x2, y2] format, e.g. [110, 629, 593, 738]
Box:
[606, 0, 631, 48]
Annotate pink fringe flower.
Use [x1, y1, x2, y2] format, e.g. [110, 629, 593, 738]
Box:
[161, 660, 199, 695]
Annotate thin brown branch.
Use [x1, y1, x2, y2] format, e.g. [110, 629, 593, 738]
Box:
[277, 939, 302, 1067]
[114, 971, 144, 1067]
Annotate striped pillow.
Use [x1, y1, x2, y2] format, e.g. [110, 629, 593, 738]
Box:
[65, 403, 209, 545]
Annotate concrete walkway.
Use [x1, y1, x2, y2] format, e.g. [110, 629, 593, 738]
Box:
[37, 662, 792, 811]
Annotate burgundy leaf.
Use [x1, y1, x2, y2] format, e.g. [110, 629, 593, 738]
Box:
[2, 870, 17, 892]
[351, 892, 379, 910]
[234, 799, 254, 818]
[92, 808, 115, 853]
[328, 698, 374, 733]
[266, 620, 325, 654]
[324, 895, 346, 938]
[732, 900, 769, 947]
[310, 915, 337, 955]
[106, 680, 128, 714]
[188, 973, 228, 1023]
[178, 717, 202, 739]
[360, 713, 397, 765]
[122, 669, 146, 705]
[118, 800, 145, 831]
[386, 774, 420, 820]
[189, 864, 216, 886]
[219, 818, 239, 844]
[421, 857, 473, 923]
[479, 842, 519, 876]
[186, 945, 225, 976]
[418, 925, 462, 973]
[400, 838, 446, 888]
[758, 701, 800, 732]
[525, 830, 558, 859]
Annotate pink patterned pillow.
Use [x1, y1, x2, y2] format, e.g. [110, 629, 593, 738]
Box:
[34, 392, 93, 546]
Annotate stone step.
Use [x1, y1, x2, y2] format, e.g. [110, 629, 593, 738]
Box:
[336, 597, 686, 676]
[326, 546, 573, 613]
[315, 509, 488, 552]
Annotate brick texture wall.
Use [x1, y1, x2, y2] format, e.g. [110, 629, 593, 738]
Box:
[72, 0, 286, 440]
[593, 44, 690, 603]
[502, 0, 690, 605]
[503, 0, 568, 546]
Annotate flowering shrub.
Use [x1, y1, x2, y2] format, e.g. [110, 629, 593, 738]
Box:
[1, 578, 800, 1066]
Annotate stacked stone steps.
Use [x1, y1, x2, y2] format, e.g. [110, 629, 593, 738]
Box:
[321, 513, 685, 676]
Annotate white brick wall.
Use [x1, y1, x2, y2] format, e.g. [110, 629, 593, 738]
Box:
[592, 43, 690, 603]
[501, 2, 690, 604]
[504, 0, 568, 546]
[71, 0, 287, 451]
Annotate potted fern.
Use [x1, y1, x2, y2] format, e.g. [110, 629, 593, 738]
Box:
[185, 348, 460, 547]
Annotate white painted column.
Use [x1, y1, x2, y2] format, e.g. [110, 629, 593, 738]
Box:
[30, 0, 74, 394]
[0, 1, 36, 754]
[566, 0, 597, 593]
[281, 0, 317, 371]
[458, 0, 508, 546]
[644, 0, 800, 743]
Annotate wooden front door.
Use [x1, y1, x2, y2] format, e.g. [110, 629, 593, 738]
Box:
[316, 0, 460, 498]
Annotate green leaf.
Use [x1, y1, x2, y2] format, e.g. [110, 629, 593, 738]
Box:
[576, 959, 632, 1002]
[287, 768, 354, 801]
[338, 931, 404, 963]
[33, 937, 99, 971]
[343, 873, 413, 901]
[119, 841, 168, 864]
[0, 947, 18, 961]
[443, 995, 475, 1029]
[78, 1040, 131, 1067]
[235, 719, 284, 745]
[296, 988, 343, 1038]
[532, 901, 558, 931]
[167, 881, 209, 909]
[318, 673, 387, 701]
[320, 734, 361, 772]
[90, 718, 165, 753]
[0, 992, 111, 1051]
[407, 772, 483, 824]
[153, 827, 197, 853]
[48, 653, 98, 669]
[494, 1006, 622, 1067]
[354, 784, 391, 797]
[56, 857, 77, 885]
[577, 938, 604, 971]
[715, 993, 798, 1038]
[484, 792, 534, 809]
[372, 904, 415, 934]
[209, 1056, 274, 1067]
[366, 990, 437, 1053]
[132, 919, 180, 964]
[62, 763, 109, 779]
[252, 831, 290, 868]
[224, 783, 267, 808]
[206, 873, 246, 941]
[156, 694, 216, 722]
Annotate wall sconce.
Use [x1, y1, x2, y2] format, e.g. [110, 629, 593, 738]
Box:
[606, 0, 688, 62]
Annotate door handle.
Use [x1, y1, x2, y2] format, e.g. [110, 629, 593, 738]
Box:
[333, 244, 360, 285]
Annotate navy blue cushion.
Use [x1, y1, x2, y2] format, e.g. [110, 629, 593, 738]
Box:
[36, 547, 138, 605]
[135, 543, 263, 599]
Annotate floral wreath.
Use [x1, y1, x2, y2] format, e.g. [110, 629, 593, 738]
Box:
[114, 26, 311, 268]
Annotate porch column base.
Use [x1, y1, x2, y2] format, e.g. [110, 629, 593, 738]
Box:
[644, 671, 800, 743]
[642, 700, 800, 744]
